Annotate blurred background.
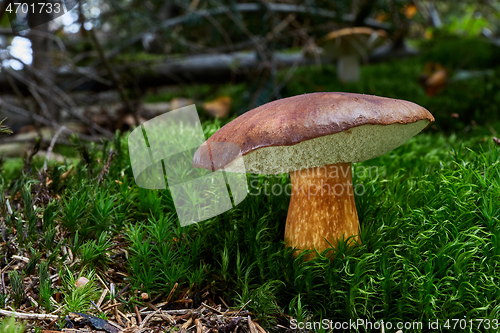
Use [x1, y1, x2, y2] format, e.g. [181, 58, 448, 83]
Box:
[0, 0, 499, 155]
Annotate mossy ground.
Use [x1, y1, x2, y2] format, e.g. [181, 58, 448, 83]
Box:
[1, 42, 500, 332]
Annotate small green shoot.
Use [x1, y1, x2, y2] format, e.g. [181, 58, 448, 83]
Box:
[8, 271, 24, 309]
[61, 266, 99, 314]
[38, 260, 54, 312]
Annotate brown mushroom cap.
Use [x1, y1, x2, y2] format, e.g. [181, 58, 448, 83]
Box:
[193, 92, 434, 174]
[320, 27, 388, 58]
[323, 27, 388, 41]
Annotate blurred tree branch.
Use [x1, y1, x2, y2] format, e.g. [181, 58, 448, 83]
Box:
[0, 0, 429, 145]
[98, 1, 389, 64]
[0, 118, 12, 135]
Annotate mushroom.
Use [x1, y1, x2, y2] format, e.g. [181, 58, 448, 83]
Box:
[320, 27, 388, 83]
[75, 277, 90, 288]
[193, 92, 434, 257]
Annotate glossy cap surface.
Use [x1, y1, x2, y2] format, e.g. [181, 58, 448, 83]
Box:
[193, 92, 434, 174]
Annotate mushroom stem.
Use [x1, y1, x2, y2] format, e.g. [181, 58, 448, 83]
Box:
[337, 54, 361, 83]
[284, 162, 360, 257]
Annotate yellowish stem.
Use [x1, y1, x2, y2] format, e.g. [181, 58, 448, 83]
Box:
[284, 162, 360, 258]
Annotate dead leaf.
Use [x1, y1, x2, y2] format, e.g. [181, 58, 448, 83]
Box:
[203, 96, 232, 118]
[419, 63, 447, 96]
[376, 12, 389, 22]
[170, 97, 195, 110]
[403, 4, 417, 19]
[61, 165, 75, 179]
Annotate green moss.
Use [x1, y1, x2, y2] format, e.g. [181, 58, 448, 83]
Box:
[419, 35, 500, 70]
[2, 122, 500, 332]
[3, 36, 500, 331]
[0, 157, 23, 182]
[279, 57, 500, 133]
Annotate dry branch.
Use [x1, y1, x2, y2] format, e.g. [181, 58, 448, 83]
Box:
[0, 49, 315, 93]
[0, 309, 59, 320]
[122, 3, 390, 52]
[0, 99, 101, 142]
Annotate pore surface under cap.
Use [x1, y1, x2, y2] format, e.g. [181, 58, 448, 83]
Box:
[193, 92, 434, 173]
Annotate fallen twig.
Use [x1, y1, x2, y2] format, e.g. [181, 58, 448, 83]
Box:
[195, 318, 203, 333]
[114, 283, 130, 299]
[101, 302, 123, 312]
[4, 59, 113, 138]
[218, 296, 230, 309]
[139, 309, 160, 331]
[97, 149, 117, 185]
[166, 282, 178, 303]
[233, 299, 252, 317]
[248, 316, 258, 333]
[27, 65, 114, 138]
[0, 309, 58, 320]
[135, 305, 142, 325]
[0, 99, 101, 142]
[42, 125, 66, 173]
[201, 302, 224, 315]
[139, 309, 192, 315]
[12, 255, 30, 263]
[254, 321, 267, 333]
